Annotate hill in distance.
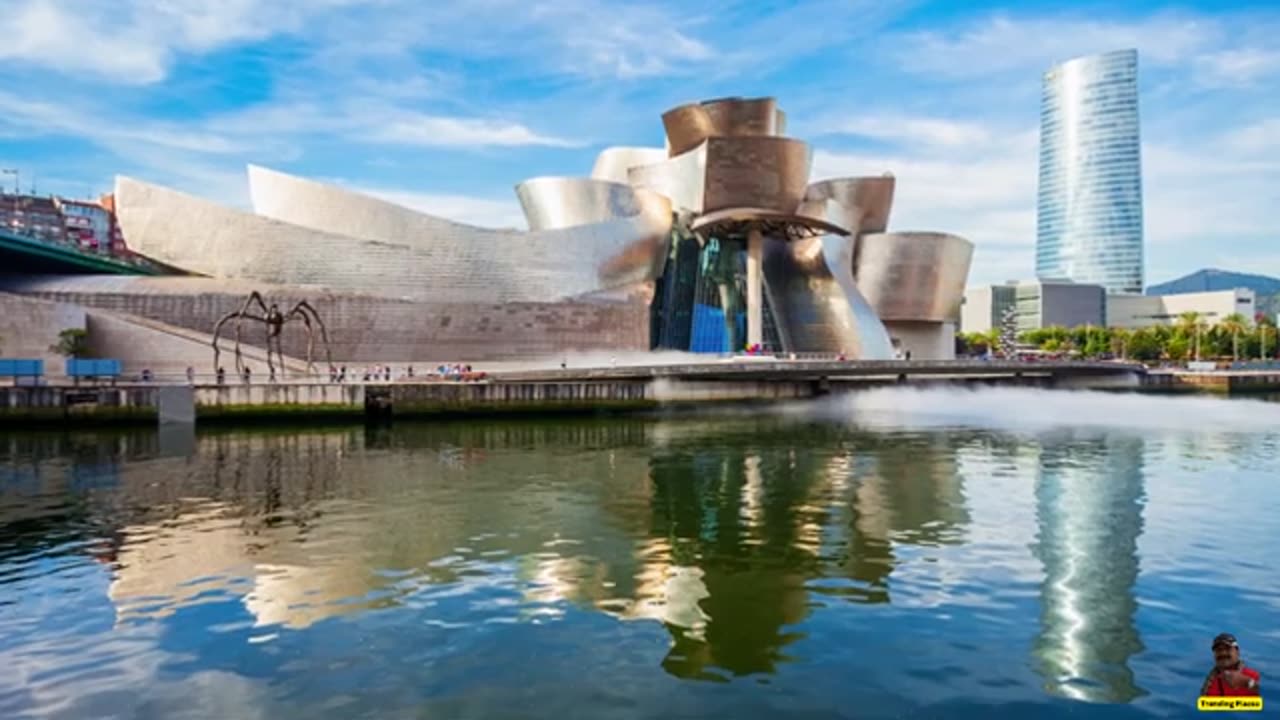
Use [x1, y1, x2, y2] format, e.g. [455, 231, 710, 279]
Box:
[1147, 268, 1280, 296]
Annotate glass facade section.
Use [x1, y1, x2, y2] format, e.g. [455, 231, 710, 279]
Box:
[1036, 49, 1144, 294]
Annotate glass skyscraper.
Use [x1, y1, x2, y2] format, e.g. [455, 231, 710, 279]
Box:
[1036, 49, 1144, 295]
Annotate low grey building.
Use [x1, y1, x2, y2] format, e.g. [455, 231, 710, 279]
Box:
[961, 280, 1105, 333]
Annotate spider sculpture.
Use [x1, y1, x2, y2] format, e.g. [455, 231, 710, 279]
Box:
[211, 292, 335, 379]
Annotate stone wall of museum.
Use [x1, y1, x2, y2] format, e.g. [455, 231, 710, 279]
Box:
[10, 284, 650, 363]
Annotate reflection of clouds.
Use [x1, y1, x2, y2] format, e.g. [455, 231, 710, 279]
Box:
[109, 502, 254, 624]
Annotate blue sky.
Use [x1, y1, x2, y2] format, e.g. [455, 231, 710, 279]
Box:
[0, 0, 1277, 286]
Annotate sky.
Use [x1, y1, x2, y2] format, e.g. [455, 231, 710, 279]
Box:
[0, 0, 1277, 286]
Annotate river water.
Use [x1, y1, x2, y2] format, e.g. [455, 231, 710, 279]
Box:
[1, 387, 1277, 719]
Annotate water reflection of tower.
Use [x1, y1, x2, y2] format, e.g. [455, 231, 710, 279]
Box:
[1031, 433, 1146, 703]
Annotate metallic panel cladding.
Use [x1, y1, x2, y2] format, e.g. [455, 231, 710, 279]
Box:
[762, 234, 895, 359]
[589, 147, 669, 185]
[514, 177, 672, 232]
[1036, 49, 1144, 294]
[105, 94, 979, 361]
[627, 145, 708, 213]
[125, 170, 671, 304]
[701, 136, 812, 215]
[629, 136, 812, 216]
[800, 176, 896, 235]
[661, 97, 781, 157]
[854, 232, 974, 322]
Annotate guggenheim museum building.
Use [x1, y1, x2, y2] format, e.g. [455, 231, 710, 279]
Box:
[7, 96, 973, 365]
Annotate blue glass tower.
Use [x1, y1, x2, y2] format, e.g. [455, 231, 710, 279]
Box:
[1036, 49, 1144, 295]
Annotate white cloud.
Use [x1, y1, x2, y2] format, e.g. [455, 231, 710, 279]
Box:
[1142, 139, 1280, 250]
[0, 0, 168, 83]
[891, 13, 1215, 78]
[0, 90, 250, 155]
[1193, 48, 1280, 88]
[817, 116, 993, 148]
[0, 0, 714, 85]
[0, 0, 328, 84]
[812, 122, 1040, 286]
[1222, 118, 1280, 155]
[373, 116, 581, 149]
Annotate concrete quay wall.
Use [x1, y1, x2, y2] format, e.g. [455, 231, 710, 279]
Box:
[0, 385, 159, 424]
[0, 362, 1150, 426]
[0, 377, 822, 425]
[1143, 370, 1280, 394]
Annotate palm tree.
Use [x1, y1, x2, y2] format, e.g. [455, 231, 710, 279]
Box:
[1110, 327, 1132, 359]
[1177, 311, 1203, 361]
[1219, 313, 1247, 362]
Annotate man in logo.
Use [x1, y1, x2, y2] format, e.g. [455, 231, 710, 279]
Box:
[1201, 633, 1261, 696]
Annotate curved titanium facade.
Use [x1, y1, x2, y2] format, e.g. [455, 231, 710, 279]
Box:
[661, 97, 780, 157]
[854, 232, 973, 322]
[627, 145, 708, 214]
[800, 176, 895, 234]
[100, 93, 978, 362]
[1036, 49, 1144, 294]
[126, 172, 670, 304]
[702, 136, 811, 215]
[630, 136, 812, 217]
[514, 177, 671, 232]
[589, 147, 668, 185]
[762, 235, 894, 358]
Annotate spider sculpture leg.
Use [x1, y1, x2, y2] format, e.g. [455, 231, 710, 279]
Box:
[292, 301, 335, 375]
[233, 292, 272, 377]
[285, 308, 317, 376]
[213, 310, 265, 376]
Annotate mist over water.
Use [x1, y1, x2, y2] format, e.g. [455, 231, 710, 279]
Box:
[807, 386, 1280, 435]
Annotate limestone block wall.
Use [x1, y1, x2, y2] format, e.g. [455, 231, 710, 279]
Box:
[7, 278, 650, 363]
[884, 320, 957, 361]
[85, 312, 306, 378]
[0, 292, 86, 371]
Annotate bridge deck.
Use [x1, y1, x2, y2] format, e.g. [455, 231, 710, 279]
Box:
[0, 229, 162, 275]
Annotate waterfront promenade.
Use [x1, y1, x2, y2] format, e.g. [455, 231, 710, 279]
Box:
[0, 358, 1146, 426]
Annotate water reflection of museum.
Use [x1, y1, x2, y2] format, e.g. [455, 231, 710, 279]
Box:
[78, 423, 1146, 699]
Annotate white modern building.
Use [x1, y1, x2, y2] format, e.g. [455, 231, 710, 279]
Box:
[1106, 289, 1256, 329]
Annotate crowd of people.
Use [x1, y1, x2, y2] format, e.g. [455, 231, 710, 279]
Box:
[187, 362, 489, 385]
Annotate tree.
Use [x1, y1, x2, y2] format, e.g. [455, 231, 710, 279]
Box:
[49, 328, 89, 359]
[1165, 336, 1190, 362]
[1127, 328, 1163, 362]
[1218, 313, 1247, 362]
[1082, 327, 1111, 358]
[1110, 327, 1132, 359]
[1176, 311, 1204, 361]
